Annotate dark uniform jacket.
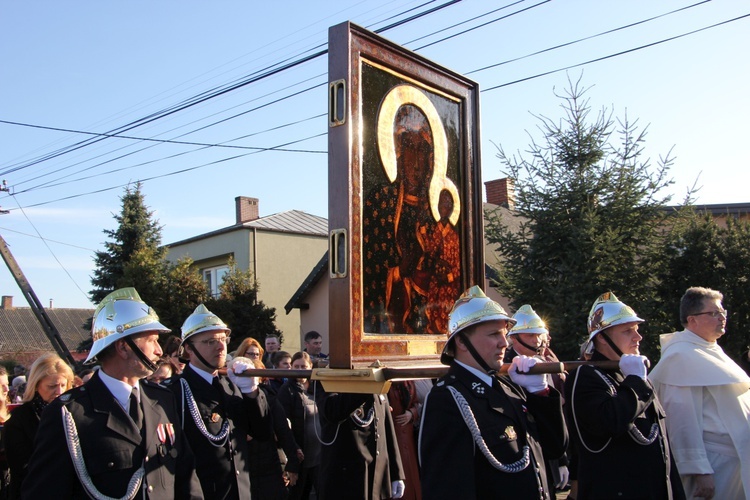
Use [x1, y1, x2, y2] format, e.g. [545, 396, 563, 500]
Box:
[564, 351, 686, 500]
[167, 364, 272, 500]
[419, 362, 567, 499]
[318, 391, 405, 500]
[21, 371, 202, 499]
[3, 401, 39, 500]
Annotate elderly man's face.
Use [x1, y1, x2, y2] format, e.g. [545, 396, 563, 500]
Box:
[264, 337, 280, 353]
[305, 337, 323, 356]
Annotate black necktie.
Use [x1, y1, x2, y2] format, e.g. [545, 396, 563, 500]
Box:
[129, 387, 143, 430]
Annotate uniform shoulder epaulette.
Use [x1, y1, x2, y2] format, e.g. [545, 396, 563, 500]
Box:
[142, 378, 173, 392]
[57, 385, 87, 404]
[435, 373, 457, 388]
[158, 376, 179, 387]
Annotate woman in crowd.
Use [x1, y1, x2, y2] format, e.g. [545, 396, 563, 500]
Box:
[235, 338, 299, 499]
[235, 337, 264, 363]
[162, 334, 185, 375]
[147, 359, 174, 384]
[277, 351, 321, 500]
[2, 353, 74, 499]
[0, 366, 11, 498]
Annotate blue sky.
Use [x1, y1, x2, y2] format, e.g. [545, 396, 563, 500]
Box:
[1, 0, 748, 309]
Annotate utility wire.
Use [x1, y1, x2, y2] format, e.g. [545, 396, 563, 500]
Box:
[0, 226, 95, 251]
[483, 12, 750, 92]
[11, 132, 327, 209]
[467, 0, 711, 75]
[0, 119, 326, 153]
[8, 195, 91, 301]
[3, 3, 742, 208]
[414, 0, 550, 51]
[0, 0, 462, 177]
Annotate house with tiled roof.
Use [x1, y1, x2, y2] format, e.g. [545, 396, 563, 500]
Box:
[0, 295, 92, 365]
[165, 197, 328, 353]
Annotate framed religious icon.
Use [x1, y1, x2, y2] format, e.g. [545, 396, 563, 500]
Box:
[327, 22, 484, 369]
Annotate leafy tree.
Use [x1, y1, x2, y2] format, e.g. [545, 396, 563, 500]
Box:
[656, 213, 750, 360]
[206, 258, 282, 354]
[90, 183, 164, 304]
[486, 76, 684, 360]
[156, 256, 211, 333]
[88, 185, 282, 355]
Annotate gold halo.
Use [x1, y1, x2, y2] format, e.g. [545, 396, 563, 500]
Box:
[376, 84, 460, 225]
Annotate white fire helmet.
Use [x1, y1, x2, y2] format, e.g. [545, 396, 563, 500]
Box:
[441, 286, 515, 364]
[180, 304, 230, 345]
[85, 288, 170, 364]
[509, 304, 549, 336]
[587, 292, 644, 341]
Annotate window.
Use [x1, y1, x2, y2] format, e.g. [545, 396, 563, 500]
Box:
[203, 265, 229, 298]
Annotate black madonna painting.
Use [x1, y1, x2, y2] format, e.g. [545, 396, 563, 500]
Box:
[361, 61, 463, 336]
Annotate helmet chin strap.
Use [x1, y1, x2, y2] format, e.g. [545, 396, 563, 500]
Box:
[187, 343, 220, 372]
[514, 336, 544, 356]
[124, 337, 158, 372]
[458, 331, 496, 375]
[597, 330, 624, 358]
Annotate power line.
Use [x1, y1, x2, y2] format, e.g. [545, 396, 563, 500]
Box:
[4, 3, 743, 210]
[0, 226, 95, 251]
[467, 0, 711, 75]
[7, 195, 91, 301]
[0, 119, 326, 153]
[483, 12, 750, 92]
[0, 0, 462, 178]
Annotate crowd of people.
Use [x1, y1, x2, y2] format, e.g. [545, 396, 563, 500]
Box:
[0, 284, 748, 499]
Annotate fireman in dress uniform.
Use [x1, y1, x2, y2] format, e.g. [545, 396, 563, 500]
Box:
[418, 286, 568, 499]
[165, 304, 272, 500]
[318, 390, 406, 499]
[22, 288, 203, 499]
[564, 292, 685, 499]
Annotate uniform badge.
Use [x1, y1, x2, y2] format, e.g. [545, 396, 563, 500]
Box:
[210, 413, 220, 423]
[471, 382, 485, 395]
[503, 426, 517, 441]
[157, 423, 167, 445]
[165, 423, 176, 445]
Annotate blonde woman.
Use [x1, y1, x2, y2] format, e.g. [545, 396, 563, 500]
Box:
[3, 353, 73, 499]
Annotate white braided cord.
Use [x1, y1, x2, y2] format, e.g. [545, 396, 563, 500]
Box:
[61, 406, 145, 500]
[180, 378, 230, 447]
[446, 386, 530, 473]
[571, 367, 659, 453]
[350, 405, 376, 428]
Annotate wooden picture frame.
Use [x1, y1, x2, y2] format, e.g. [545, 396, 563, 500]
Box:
[327, 22, 484, 369]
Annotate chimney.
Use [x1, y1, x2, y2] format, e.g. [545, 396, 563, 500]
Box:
[1, 296, 12, 309]
[485, 178, 515, 209]
[49, 299, 54, 309]
[235, 196, 259, 224]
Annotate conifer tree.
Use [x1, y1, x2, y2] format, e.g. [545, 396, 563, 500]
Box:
[486, 77, 680, 360]
[90, 183, 164, 304]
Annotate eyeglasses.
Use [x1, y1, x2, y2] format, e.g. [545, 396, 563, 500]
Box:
[195, 337, 230, 347]
[692, 309, 728, 319]
[245, 352, 261, 358]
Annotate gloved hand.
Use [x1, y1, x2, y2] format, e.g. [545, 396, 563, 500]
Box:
[228, 357, 259, 394]
[619, 354, 648, 379]
[556, 465, 570, 490]
[509, 355, 549, 394]
[391, 480, 405, 499]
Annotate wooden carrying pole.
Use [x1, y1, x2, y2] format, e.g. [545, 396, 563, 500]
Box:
[232, 359, 632, 394]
